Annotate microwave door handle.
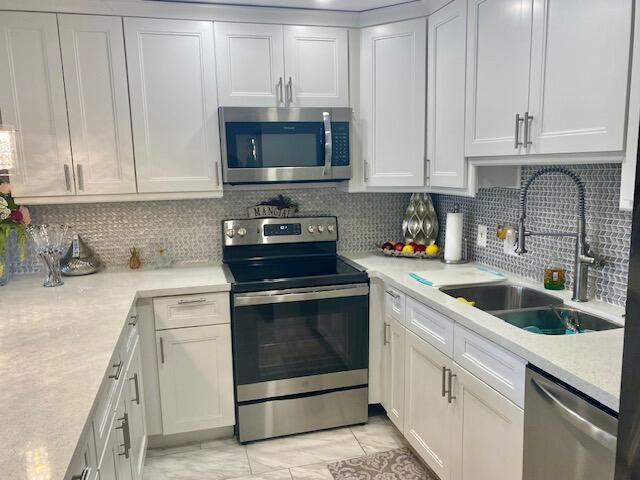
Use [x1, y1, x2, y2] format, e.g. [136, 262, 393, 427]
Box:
[323, 111, 332, 177]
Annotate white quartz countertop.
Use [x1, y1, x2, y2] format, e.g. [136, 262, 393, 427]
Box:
[345, 253, 625, 414]
[0, 265, 230, 480]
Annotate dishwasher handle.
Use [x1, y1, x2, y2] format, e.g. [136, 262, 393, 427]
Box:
[532, 377, 617, 452]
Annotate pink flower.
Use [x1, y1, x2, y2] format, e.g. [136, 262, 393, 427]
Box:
[19, 206, 30, 225]
[0, 183, 11, 195]
[9, 209, 22, 223]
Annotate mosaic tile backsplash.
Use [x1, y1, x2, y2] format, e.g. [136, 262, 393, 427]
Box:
[433, 164, 632, 306]
[15, 188, 410, 273]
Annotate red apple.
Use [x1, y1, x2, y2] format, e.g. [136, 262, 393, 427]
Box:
[382, 242, 395, 250]
[393, 243, 404, 252]
[414, 244, 426, 253]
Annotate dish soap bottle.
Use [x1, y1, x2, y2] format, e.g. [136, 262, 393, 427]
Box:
[544, 255, 566, 290]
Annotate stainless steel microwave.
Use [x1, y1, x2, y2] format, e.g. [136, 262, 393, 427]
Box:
[219, 107, 351, 184]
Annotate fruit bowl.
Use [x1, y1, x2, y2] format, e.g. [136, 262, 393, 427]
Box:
[377, 242, 442, 260]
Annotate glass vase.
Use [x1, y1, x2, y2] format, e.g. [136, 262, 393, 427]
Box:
[28, 224, 72, 288]
[0, 229, 17, 287]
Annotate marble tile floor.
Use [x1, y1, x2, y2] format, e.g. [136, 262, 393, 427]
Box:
[143, 414, 408, 480]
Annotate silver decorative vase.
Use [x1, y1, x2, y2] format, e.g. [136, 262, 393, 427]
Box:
[402, 193, 439, 245]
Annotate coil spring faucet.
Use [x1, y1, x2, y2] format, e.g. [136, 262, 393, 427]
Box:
[515, 166, 600, 302]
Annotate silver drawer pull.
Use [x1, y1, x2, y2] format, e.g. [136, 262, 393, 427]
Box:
[130, 373, 140, 405]
[441, 366, 447, 398]
[115, 413, 131, 459]
[447, 370, 457, 404]
[385, 289, 400, 300]
[514, 113, 524, 148]
[71, 467, 91, 480]
[128, 314, 138, 326]
[159, 337, 165, 364]
[177, 297, 206, 305]
[108, 360, 123, 380]
[383, 322, 390, 346]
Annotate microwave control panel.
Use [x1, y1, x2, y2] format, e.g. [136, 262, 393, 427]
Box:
[331, 122, 350, 167]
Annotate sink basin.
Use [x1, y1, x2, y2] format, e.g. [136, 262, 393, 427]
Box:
[441, 284, 563, 312]
[495, 307, 622, 335]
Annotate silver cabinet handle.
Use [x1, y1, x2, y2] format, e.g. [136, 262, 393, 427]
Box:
[71, 467, 91, 480]
[115, 413, 131, 459]
[108, 360, 124, 380]
[383, 322, 390, 346]
[442, 366, 447, 398]
[364, 160, 370, 182]
[287, 76, 293, 105]
[385, 289, 400, 300]
[447, 369, 457, 403]
[322, 111, 332, 177]
[514, 113, 524, 148]
[128, 314, 138, 326]
[76, 164, 84, 191]
[159, 337, 165, 364]
[130, 372, 140, 405]
[235, 284, 368, 307]
[63, 164, 72, 192]
[524, 112, 533, 147]
[277, 77, 284, 104]
[177, 297, 206, 305]
[532, 377, 617, 451]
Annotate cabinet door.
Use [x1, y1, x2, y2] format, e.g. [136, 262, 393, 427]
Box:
[382, 314, 405, 431]
[465, 0, 532, 157]
[527, 0, 632, 154]
[125, 18, 222, 193]
[156, 324, 235, 435]
[427, 0, 467, 189]
[65, 428, 97, 480]
[0, 12, 73, 196]
[404, 330, 454, 480]
[360, 19, 426, 187]
[452, 364, 524, 480]
[283, 26, 349, 107]
[126, 339, 146, 480]
[58, 14, 136, 195]
[98, 397, 132, 480]
[215, 22, 285, 107]
[368, 279, 385, 404]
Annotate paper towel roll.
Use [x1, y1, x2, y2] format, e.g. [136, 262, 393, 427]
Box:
[444, 212, 463, 261]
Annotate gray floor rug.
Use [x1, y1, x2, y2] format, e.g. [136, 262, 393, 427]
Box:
[327, 447, 440, 480]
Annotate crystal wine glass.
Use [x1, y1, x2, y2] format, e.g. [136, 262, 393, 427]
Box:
[28, 224, 72, 287]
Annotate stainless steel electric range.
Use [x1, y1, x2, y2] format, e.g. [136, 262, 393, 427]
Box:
[222, 216, 369, 443]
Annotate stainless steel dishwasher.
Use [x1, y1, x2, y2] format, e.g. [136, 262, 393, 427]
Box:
[524, 366, 618, 480]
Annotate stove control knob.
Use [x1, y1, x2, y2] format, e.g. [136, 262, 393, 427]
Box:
[327, 224, 335, 233]
[308, 225, 315, 233]
[317, 225, 325, 233]
[237, 228, 247, 237]
[226, 228, 236, 238]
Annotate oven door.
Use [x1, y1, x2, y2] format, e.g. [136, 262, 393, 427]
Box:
[232, 283, 369, 402]
[220, 107, 351, 184]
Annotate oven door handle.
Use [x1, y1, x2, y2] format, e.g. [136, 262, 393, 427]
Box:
[234, 284, 369, 306]
[323, 111, 332, 178]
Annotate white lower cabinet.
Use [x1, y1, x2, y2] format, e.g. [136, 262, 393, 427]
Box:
[377, 283, 525, 480]
[404, 330, 455, 480]
[126, 339, 147, 480]
[452, 364, 524, 480]
[156, 324, 235, 435]
[381, 312, 405, 432]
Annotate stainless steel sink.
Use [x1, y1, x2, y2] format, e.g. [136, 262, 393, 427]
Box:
[495, 307, 622, 334]
[440, 283, 621, 335]
[440, 284, 563, 313]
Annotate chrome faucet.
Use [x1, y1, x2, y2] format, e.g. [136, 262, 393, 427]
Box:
[515, 166, 599, 302]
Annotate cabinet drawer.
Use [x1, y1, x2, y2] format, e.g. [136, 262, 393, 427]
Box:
[405, 297, 454, 357]
[453, 324, 527, 408]
[154, 292, 230, 330]
[384, 286, 405, 324]
[92, 348, 125, 465]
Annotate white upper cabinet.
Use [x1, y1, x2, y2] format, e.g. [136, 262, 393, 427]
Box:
[0, 12, 73, 197]
[125, 18, 222, 193]
[58, 14, 136, 195]
[215, 22, 285, 107]
[427, 0, 467, 189]
[527, 0, 632, 154]
[465, 0, 632, 158]
[360, 18, 427, 188]
[215, 23, 349, 107]
[283, 26, 349, 107]
[464, 0, 532, 157]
